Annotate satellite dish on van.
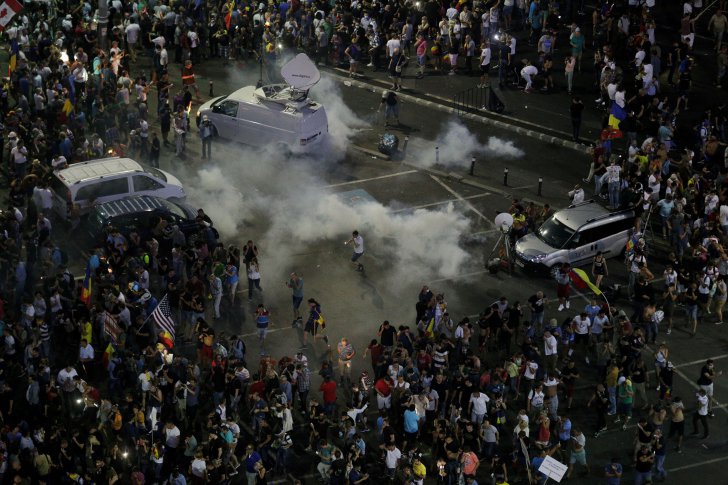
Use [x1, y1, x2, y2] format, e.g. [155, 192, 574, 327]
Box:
[280, 54, 321, 91]
[494, 213, 514, 232]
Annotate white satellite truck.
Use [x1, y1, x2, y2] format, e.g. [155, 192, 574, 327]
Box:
[196, 54, 328, 147]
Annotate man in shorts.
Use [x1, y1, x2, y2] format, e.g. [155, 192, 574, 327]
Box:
[697, 358, 722, 417]
[555, 263, 572, 311]
[345, 230, 365, 271]
[566, 428, 590, 478]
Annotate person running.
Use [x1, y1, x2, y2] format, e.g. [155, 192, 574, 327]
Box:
[303, 298, 328, 347]
[345, 230, 365, 271]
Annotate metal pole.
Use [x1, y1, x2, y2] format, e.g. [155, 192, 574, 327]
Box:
[436, 146, 440, 163]
[97, 0, 109, 51]
[470, 156, 475, 175]
[209, 81, 214, 97]
[402, 136, 409, 156]
[538, 177, 543, 196]
[503, 168, 509, 186]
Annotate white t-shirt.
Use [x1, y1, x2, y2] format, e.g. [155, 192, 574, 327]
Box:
[470, 393, 490, 415]
[79, 344, 95, 360]
[697, 394, 709, 415]
[385, 447, 402, 468]
[524, 361, 539, 379]
[165, 426, 181, 448]
[528, 389, 544, 407]
[544, 335, 558, 355]
[58, 368, 78, 391]
[606, 165, 621, 183]
[572, 316, 590, 335]
[481, 47, 491, 66]
[352, 235, 364, 254]
[125, 23, 141, 43]
[386, 38, 401, 57]
[719, 205, 728, 226]
[191, 458, 206, 477]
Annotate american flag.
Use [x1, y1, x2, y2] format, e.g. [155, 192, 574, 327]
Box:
[103, 312, 122, 344]
[151, 294, 176, 340]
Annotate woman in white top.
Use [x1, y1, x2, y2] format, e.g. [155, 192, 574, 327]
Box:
[247, 257, 262, 301]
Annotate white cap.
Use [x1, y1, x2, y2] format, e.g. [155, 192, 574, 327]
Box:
[618, 376, 626, 385]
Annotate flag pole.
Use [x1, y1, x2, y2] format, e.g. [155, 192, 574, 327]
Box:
[142, 293, 166, 326]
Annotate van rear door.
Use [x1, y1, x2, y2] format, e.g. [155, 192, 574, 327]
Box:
[50, 175, 71, 218]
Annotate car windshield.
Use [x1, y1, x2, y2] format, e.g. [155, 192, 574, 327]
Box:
[212, 95, 228, 106]
[159, 198, 188, 219]
[537, 215, 575, 249]
[143, 166, 167, 182]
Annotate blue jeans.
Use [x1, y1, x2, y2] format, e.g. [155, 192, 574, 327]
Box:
[608, 181, 621, 207]
[607, 386, 617, 414]
[654, 454, 666, 479]
[634, 470, 652, 485]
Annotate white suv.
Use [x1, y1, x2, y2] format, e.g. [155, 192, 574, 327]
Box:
[50, 157, 186, 219]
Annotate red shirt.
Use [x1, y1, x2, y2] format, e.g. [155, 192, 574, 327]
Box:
[375, 378, 392, 397]
[416, 352, 432, 372]
[368, 343, 384, 366]
[320, 380, 337, 403]
[249, 380, 266, 398]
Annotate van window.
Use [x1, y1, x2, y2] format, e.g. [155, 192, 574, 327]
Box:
[75, 178, 130, 202]
[133, 175, 164, 192]
[218, 100, 239, 117]
[583, 218, 634, 242]
[567, 227, 600, 248]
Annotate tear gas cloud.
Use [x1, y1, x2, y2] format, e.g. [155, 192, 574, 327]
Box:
[180, 79, 520, 283]
[408, 119, 523, 169]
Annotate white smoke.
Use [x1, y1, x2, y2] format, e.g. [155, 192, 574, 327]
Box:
[409, 119, 523, 169]
[182, 165, 246, 237]
[309, 76, 369, 155]
[178, 75, 483, 287]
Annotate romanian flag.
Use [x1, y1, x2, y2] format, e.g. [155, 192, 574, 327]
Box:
[81, 262, 92, 306]
[7, 53, 15, 76]
[224, 0, 235, 29]
[607, 101, 627, 132]
[102, 342, 115, 369]
[569, 267, 602, 295]
[159, 331, 174, 349]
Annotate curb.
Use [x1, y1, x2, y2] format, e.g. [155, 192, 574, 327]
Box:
[351, 144, 391, 160]
[327, 70, 587, 153]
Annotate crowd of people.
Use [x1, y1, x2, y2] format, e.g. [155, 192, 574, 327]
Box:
[1, 0, 728, 484]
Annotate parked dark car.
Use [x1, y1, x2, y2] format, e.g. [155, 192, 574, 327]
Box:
[86, 195, 218, 243]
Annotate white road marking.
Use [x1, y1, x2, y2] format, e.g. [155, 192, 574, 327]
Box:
[393, 192, 493, 212]
[645, 344, 728, 416]
[238, 327, 291, 339]
[324, 170, 418, 188]
[430, 175, 494, 227]
[667, 455, 728, 473]
[670, 354, 728, 368]
[429, 270, 490, 284]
